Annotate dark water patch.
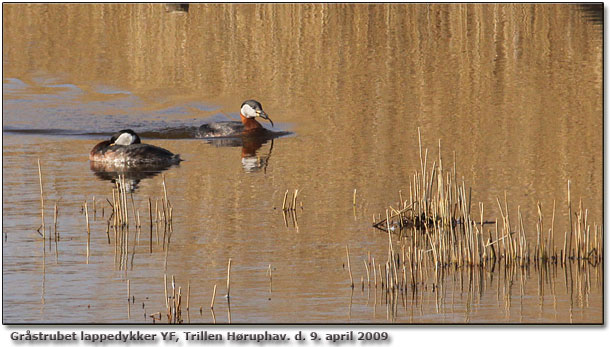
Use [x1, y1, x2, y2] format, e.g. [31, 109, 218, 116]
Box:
[577, 4, 603, 26]
[4, 124, 293, 141]
[165, 3, 189, 13]
[3, 127, 85, 136]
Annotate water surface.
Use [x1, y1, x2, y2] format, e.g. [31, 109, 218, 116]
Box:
[2, 3, 603, 323]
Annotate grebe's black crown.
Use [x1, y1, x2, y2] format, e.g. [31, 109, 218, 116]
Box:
[241, 99, 263, 111]
[110, 129, 141, 145]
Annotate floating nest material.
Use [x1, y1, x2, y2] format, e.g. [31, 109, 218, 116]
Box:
[372, 207, 495, 235]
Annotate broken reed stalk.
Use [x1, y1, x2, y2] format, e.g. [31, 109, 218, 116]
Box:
[226, 258, 232, 298]
[154, 199, 159, 244]
[85, 201, 90, 261]
[53, 202, 58, 241]
[162, 175, 169, 208]
[85, 202, 90, 235]
[171, 275, 176, 322]
[186, 280, 190, 311]
[210, 284, 217, 309]
[346, 245, 354, 288]
[267, 264, 273, 293]
[176, 286, 182, 323]
[564, 180, 573, 257]
[164, 274, 169, 313]
[282, 190, 288, 210]
[149, 198, 153, 253]
[372, 257, 377, 287]
[127, 279, 131, 319]
[282, 189, 301, 211]
[550, 199, 556, 259]
[37, 159, 45, 246]
[121, 176, 129, 228]
[164, 233, 170, 271]
[210, 307, 216, 324]
[292, 189, 299, 209]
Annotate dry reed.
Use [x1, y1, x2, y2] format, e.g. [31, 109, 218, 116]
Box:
[366, 129, 602, 304]
[345, 245, 354, 288]
[37, 159, 45, 248]
[210, 284, 217, 309]
[226, 258, 232, 298]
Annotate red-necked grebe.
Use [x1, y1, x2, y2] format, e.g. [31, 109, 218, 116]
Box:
[90, 129, 181, 165]
[198, 99, 275, 138]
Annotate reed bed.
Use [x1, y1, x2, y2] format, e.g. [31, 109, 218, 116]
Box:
[371, 130, 603, 273]
[356, 130, 603, 321]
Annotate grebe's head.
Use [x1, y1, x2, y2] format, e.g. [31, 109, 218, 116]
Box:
[241, 99, 274, 127]
[110, 129, 141, 146]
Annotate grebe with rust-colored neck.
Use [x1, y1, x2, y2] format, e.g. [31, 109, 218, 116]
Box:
[198, 99, 275, 138]
[90, 129, 181, 165]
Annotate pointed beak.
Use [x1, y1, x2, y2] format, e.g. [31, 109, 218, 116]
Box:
[257, 110, 274, 127]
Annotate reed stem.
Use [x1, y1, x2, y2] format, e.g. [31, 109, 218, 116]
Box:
[346, 245, 354, 288]
[226, 258, 232, 298]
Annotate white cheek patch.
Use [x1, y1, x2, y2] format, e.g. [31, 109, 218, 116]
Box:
[241, 104, 257, 118]
[114, 132, 135, 145]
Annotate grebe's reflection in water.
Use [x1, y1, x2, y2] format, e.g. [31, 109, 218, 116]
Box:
[89, 160, 177, 192]
[205, 136, 276, 173]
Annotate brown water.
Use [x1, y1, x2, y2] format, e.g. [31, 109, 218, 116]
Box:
[2, 3, 603, 324]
